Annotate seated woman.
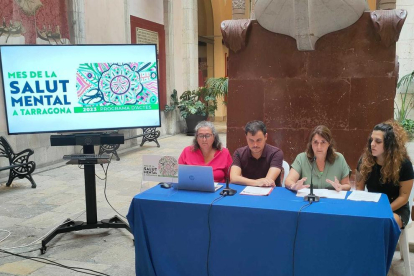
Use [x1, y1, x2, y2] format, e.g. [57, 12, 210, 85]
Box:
[357, 120, 414, 229]
[178, 121, 232, 183]
[285, 125, 351, 191]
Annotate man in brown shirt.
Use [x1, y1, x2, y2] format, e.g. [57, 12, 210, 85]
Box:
[230, 120, 284, 187]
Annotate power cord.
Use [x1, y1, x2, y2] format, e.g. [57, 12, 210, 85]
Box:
[102, 154, 127, 220]
[96, 163, 107, 181]
[73, 151, 124, 219]
[0, 248, 110, 276]
[0, 210, 85, 250]
[0, 247, 39, 259]
[206, 195, 224, 276]
[78, 147, 84, 170]
[0, 210, 111, 275]
[75, 148, 107, 180]
[0, 229, 11, 243]
[292, 202, 312, 276]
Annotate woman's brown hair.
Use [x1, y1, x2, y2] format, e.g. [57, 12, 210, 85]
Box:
[305, 125, 337, 163]
[359, 120, 409, 185]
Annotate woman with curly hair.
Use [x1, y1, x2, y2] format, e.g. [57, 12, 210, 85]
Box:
[285, 125, 351, 191]
[357, 120, 414, 228]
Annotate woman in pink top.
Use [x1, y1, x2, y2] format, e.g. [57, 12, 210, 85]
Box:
[178, 121, 233, 183]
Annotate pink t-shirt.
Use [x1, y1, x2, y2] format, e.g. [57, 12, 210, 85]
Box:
[178, 146, 233, 183]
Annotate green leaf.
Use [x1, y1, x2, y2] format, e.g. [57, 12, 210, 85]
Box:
[164, 85, 223, 118]
[396, 71, 414, 122]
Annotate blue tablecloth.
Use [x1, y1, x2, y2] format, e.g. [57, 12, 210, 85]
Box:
[127, 185, 400, 276]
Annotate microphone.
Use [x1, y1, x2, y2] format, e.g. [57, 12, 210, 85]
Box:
[220, 153, 238, 196]
[304, 156, 320, 203]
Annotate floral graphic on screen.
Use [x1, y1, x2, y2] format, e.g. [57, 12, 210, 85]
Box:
[76, 62, 158, 106]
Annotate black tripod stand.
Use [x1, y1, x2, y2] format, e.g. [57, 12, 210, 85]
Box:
[41, 143, 131, 254]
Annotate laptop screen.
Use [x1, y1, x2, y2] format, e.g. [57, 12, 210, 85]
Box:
[176, 165, 222, 192]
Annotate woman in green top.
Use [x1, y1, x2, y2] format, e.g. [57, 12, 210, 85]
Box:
[285, 125, 351, 191]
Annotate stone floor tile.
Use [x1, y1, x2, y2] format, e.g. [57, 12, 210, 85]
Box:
[41, 193, 78, 206]
[0, 204, 56, 220]
[102, 265, 135, 276]
[389, 251, 414, 276]
[49, 199, 87, 214]
[28, 259, 110, 276]
[0, 259, 45, 276]
[17, 212, 70, 229]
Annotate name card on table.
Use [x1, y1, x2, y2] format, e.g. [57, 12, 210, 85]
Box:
[142, 155, 179, 183]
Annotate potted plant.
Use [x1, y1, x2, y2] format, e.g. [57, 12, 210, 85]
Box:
[165, 87, 218, 135]
[205, 77, 228, 105]
[395, 70, 414, 139]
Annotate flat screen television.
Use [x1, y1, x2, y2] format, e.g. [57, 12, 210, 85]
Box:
[0, 44, 161, 135]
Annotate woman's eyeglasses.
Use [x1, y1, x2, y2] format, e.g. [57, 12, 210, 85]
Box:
[197, 134, 213, 139]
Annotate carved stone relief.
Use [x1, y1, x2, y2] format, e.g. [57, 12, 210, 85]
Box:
[15, 0, 43, 16]
[220, 19, 252, 53]
[1, 0, 70, 45]
[232, 0, 245, 19]
[370, 9, 406, 48]
[232, 0, 245, 9]
[254, 0, 368, 51]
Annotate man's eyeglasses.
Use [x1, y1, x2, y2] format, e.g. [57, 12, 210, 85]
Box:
[197, 134, 213, 139]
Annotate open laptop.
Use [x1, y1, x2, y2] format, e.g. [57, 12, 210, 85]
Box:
[175, 165, 223, 192]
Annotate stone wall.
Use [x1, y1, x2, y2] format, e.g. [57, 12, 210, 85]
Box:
[226, 13, 398, 170]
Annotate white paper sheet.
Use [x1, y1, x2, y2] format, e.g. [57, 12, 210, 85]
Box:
[214, 183, 223, 191]
[240, 186, 273, 196]
[347, 191, 381, 202]
[296, 188, 347, 199]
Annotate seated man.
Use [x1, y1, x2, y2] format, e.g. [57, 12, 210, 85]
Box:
[230, 120, 283, 187]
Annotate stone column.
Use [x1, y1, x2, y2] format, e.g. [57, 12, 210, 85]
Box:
[124, 0, 130, 44]
[162, 0, 188, 134]
[182, 0, 198, 91]
[377, 0, 397, 9]
[396, 0, 414, 119]
[250, 0, 257, 19]
[396, 0, 414, 78]
[67, 0, 85, 44]
[164, 0, 199, 93]
[233, 0, 246, 19]
[164, 0, 175, 95]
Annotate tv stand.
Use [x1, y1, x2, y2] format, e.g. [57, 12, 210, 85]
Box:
[42, 134, 131, 254]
